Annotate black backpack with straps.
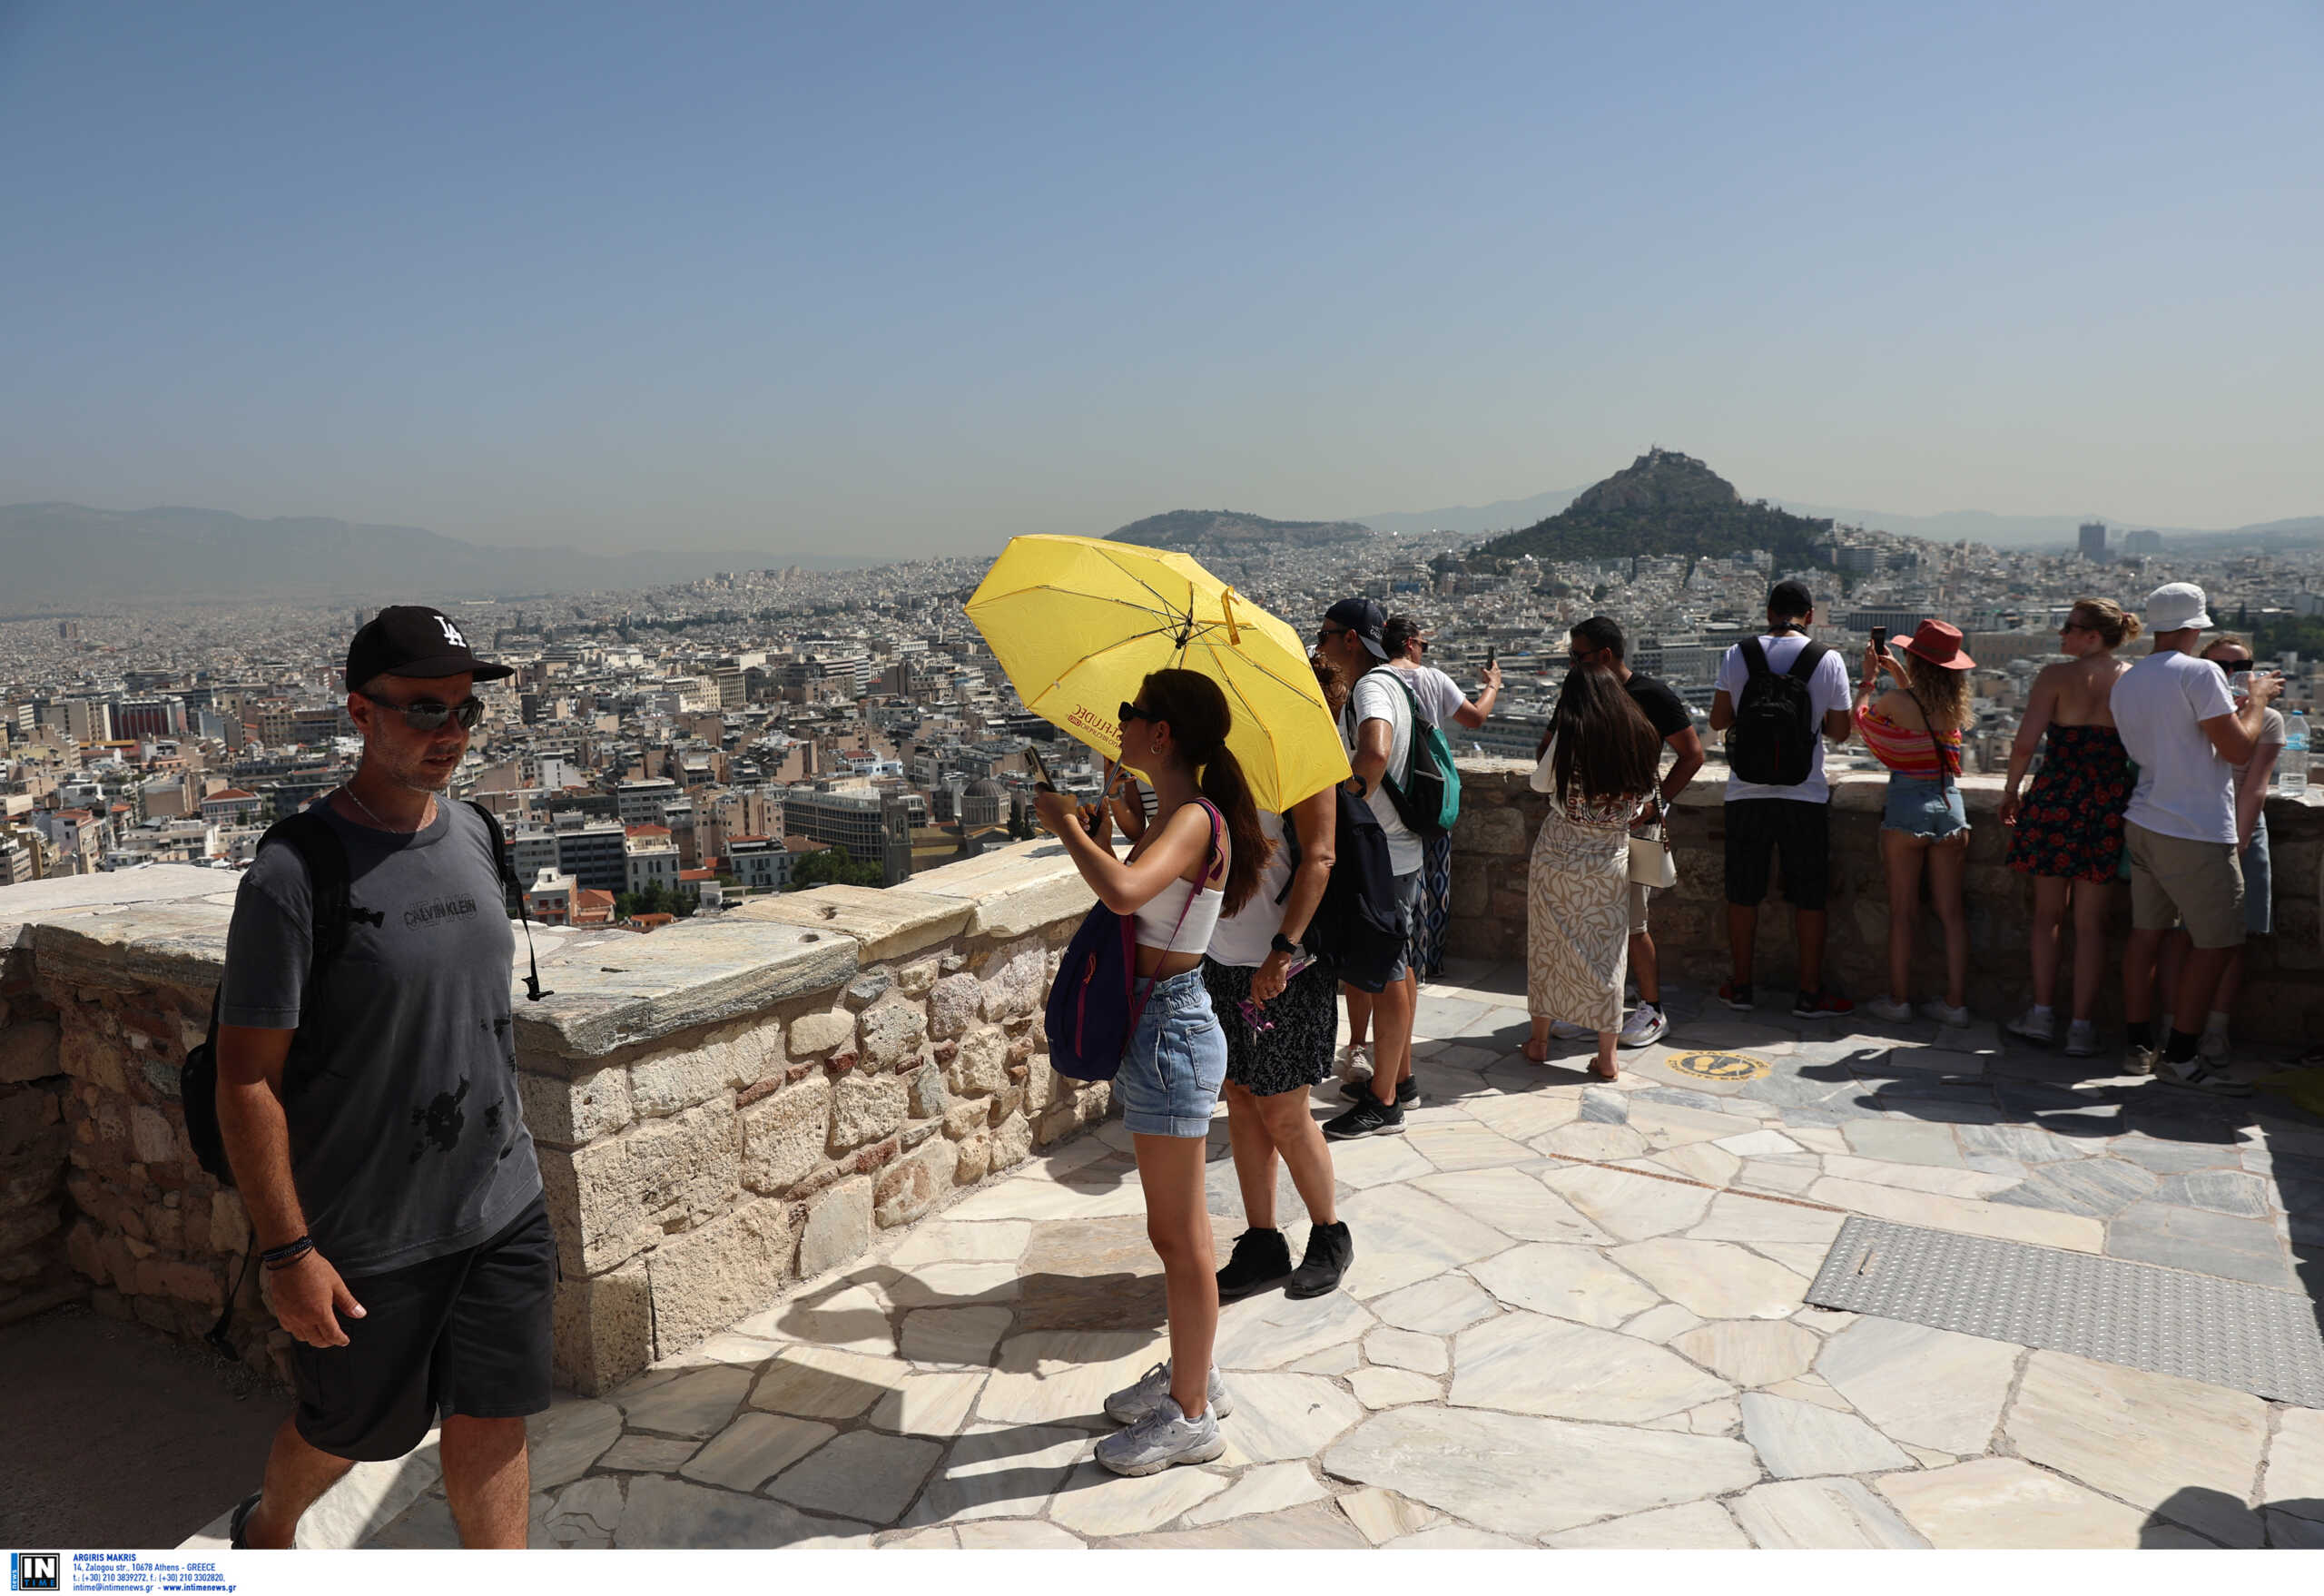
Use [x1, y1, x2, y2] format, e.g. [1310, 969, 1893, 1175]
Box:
[1726, 635, 1830, 787]
[1274, 786, 1408, 993]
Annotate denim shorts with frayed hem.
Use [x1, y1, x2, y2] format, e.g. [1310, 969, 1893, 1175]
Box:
[1115, 967, 1228, 1138]
[1881, 773, 1969, 842]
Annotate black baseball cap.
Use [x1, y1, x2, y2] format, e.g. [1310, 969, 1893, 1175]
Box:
[345, 605, 516, 689]
[1323, 597, 1390, 659]
[1768, 579, 1816, 620]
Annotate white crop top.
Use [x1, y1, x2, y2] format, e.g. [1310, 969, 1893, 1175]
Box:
[1131, 801, 1226, 954]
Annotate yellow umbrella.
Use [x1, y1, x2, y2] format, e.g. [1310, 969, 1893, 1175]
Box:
[966, 534, 1351, 812]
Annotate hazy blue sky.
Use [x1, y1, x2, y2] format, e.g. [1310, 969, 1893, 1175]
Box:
[3, 2, 2318, 557]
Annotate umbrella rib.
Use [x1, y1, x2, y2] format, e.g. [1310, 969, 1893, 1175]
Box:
[1091, 546, 1195, 626]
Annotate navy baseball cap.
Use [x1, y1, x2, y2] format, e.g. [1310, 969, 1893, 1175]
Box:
[1323, 597, 1390, 659]
[345, 605, 516, 688]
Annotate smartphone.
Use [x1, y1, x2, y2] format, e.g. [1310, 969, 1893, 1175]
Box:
[1869, 626, 1887, 655]
[1025, 744, 1055, 793]
[1486, 645, 1497, 671]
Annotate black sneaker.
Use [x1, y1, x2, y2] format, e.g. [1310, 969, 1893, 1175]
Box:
[1792, 988, 1856, 1020]
[1340, 1074, 1418, 1106]
[1215, 1227, 1293, 1302]
[1324, 1096, 1404, 1140]
[228, 1490, 262, 1550]
[1285, 1221, 1353, 1298]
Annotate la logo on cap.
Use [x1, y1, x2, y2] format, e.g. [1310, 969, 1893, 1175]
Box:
[439, 616, 467, 648]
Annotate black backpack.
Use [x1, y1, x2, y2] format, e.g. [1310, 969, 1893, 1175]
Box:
[1275, 786, 1408, 993]
[1726, 635, 1830, 787]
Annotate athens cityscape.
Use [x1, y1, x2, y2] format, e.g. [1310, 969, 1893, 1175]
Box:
[3, 2, 2321, 1576]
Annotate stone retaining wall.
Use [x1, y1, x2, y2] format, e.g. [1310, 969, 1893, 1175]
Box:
[1448, 759, 2324, 1043]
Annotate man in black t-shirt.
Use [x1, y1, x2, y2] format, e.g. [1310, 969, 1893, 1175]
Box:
[1569, 616, 1705, 1048]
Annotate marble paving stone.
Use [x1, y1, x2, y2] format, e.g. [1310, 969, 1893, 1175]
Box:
[1046, 1461, 1230, 1538]
[1469, 1242, 1662, 1327]
[1649, 1141, 1742, 1187]
[678, 1413, 836, 1491]
[901, 1424, 1090, 1525]
[1321, 1404, 1762, 1539]
[1751, 1241, 1840, 1278]
[1412, 1167, 1610, 1245]
[2101, 1137, 2233, 1176]
[536, 1477, 625, 1548]
[1452, 1310, 1732, 1422]
[746, 1345, 910, 1421]
[1326, 1133, 1438, 1190]
[1807, 1176, 2106, 1252]
[869, 1370, 988, 1437]
[1350, 1367, 1442, 1408]
[1990, 1157, 2158, 1218]
[1729, 1477, 1929, 1549]
[1787, 1125, 1853, 1157]
[1735, 1158, 1822, 1196]
[1366, 1272, 1500, 1335]
[1631, 1085, 1738, 1116]
[898, 1305, 1014, 1367]
[1740, 1392, 1912, 1477]
[1214, 1285, 1379, 1369]
[765, 1429, 943, 1523]
[1535, 1121, 1650, 1162]
[1384, 1525, 1531, 1549]
[1686, 1190, 1846, 1247]
[527, 1399, 623, 1489]
[1901, 1444, 1954, 1468]
[1460, 1085, 1585, 1142]
[952, 1520, 1086, 1549]
[596, 1434, 700, 1473]
[1580, 1085, 1630, 1123]
[1818, 1154, 2022, 1199]
[1336, 1486, 1438, 1544]
[1620, 1302, 1704, 1343]
[1544, 1499, 1751, 1549]
[2263, 1407, 2324, 1525]
[881, 1261, 1025, 1308]
[618, 1476, 873, 1549]
[1120, 1501, 1371, 1550]
[1180, 1463, 1330, 1526]
[1714, 1128, 1804, 1158]
[753, 1283, 895, 1355]
[977, 1330, 1166, 1424]
[1227, 1371, 1367, 1461]
[1334, 1185, 1513, 1298]
[885, 1220, 1032, 1268]
[2004, 1350, 2268, 1548]
[940, 1172, 1147, 1222]
[1790, 1305, 1857, 1335]
[1685, 1396, 1740, 1434]
[665, 1332, 783, 1370]
[1542, 1163, 1716, 1240]
[1816, 1317, 2018, 1454]
[1876, 1456, 2151, 1548]
[1626, 1100, 1745, 1150]
[2154, 1168, 2274, 1217]
[1839, 1119, 1965, 1168]
[2264, 1511, 2324, 1549]
[1758, 1376, 1853, 1413]
[1405, 1119, 1539, 1172]
[1364, 1326, 1449, 1375]
[2104, 1200, 2293, 1287]
[1289, 1342, 1364, 1376]
[1672, 1320, 1820, 1387]
[1610, 1237, 1808, 1319]
[1011, 1212, 1168, 1334]
[618, 1364, 754, 1438]
[881, 1527, 957, 1549]
[1669, 1019, 1800, 1056]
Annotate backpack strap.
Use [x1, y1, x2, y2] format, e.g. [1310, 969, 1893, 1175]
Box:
[1739, 636, 1771, 679]
[1785, 639, 1829, 684]
[264, 807, 353, 998]
[467, 799, 553, 1001]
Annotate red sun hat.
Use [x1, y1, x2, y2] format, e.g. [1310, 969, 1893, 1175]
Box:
[1901, 618, 1975, 671]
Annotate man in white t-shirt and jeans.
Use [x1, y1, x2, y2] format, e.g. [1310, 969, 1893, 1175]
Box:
[2112, 582, 2284, 1093]
[1315, 597, 1422, 1140]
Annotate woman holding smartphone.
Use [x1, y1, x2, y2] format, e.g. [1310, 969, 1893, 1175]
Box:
[1033, 669, 1265, 1476]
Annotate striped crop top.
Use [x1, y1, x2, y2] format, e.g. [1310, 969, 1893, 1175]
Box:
[1856, 704, 1961, 780]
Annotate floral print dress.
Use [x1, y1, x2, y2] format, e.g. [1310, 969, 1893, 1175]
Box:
[2005, 723, 2135, 882]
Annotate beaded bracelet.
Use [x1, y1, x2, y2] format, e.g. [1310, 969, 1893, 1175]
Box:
[261, 1236, 315, 1271]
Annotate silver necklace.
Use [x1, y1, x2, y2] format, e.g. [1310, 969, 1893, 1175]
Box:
[340, 783, 430, 833]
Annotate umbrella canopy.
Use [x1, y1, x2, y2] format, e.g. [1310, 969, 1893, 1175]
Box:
[966, 535, 1351, 812]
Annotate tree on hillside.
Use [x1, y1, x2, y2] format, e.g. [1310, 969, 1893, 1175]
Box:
[786, 844, 883, 891]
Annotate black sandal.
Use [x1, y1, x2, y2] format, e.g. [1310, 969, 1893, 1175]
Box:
[228, 1491, 262, 1550]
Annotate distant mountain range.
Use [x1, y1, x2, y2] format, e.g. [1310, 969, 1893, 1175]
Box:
[1105, 508, 1372, 557]
[0, 503, 868, 606]
[1475, 448, 1836, 569]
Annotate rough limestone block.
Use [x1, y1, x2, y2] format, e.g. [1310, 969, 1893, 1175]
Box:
[0, 1020, 60, 1084]
[787, 1009, 856, 1058]
[905, 1062, 947, 1120]
[954, 1128, 991, 1184]
[128, 1104, 178, 1166]
[876, 1138, 960, 1228]
[941, 1099, 986, 1141]
[58, 1029, 127, 1094]
[948, 1026, 1009, 1098]
[552, 1257, 653, 1395]
[990, 1112, 1032, 1172]
[210, 1190, 250, 1256]
[927, 975, 980, 1040]
[829, 1073, 908, 1154]
[537, 1139, 651, 1276]
[797, 1177, 874, 1277]
[646, 1200, 794, 1360]
[859, 1003, 928, 1071]
[628, 1020, 773, 1119]
[979, 945, 1045, 1021]
[517, 1065, 634, 1146]
[741, 1077, 831, 1195]
[897, 957, 941, 999]
[627, 1098, 739, 1223]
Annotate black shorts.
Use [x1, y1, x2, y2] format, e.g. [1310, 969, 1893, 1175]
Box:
[290, 1197, 555, 1463]
[1723, 799, 1831, 911]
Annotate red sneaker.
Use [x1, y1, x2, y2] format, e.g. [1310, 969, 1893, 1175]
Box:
[1792, 989, 1856, 1019]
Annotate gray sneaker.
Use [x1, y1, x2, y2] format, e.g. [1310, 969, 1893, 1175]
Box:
[1094, 1394, 1225, 1476]
[1103, 1360, 1232, 1426]
[2063, 1020, 2100, 1058]
[2157, 1054, 2252, 1098]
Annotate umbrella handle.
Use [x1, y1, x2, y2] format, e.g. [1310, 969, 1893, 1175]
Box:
[1221, 587, 1243, 645]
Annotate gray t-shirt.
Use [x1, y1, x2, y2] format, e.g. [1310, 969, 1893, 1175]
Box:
[220, 797, 541, 1277]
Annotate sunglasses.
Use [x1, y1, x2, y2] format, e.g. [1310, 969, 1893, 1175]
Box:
[1316, 625, 1349, 642]
[363, 692, 485, 732]
[2058, 621, 2093, 635]
[1118, 702, 1152, 724]
[2212, 659, 2252, 676]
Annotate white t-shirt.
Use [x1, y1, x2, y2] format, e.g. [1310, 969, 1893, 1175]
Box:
[1344, 666, 1423, 875]
[1392, 661, 1468, 728]
[1714, 634, 1853, 803]
[2112, 649, 2239, 843]
[1206, 810, 1290, 968]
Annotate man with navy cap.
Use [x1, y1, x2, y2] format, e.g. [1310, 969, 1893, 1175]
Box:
[216, 606, 547, 1549]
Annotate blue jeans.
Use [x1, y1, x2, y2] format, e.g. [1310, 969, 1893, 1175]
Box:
[1882, 773, 1968, 842]
[1113, 967, 1228, 1138]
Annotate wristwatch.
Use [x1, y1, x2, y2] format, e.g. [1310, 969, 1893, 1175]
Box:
[1270, 932, 1300, 957]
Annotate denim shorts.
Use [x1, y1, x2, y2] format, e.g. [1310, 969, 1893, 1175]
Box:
[1882, 774, 1968, 842]
[1113, 967, 1228, 1138]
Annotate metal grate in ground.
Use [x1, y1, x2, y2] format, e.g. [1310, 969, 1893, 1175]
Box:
[1807, 1217, 2324, 1408]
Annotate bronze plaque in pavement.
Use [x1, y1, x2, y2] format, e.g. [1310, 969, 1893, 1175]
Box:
[1666, 1049, 1770, 1083]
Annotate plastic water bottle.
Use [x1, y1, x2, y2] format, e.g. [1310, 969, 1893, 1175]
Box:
[2282, 714, 2310, 795]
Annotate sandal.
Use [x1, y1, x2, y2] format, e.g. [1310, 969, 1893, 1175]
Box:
[1521, 1037, 1551, 1065]
[1589, 1061, 1620, 1081]
[228, 1490, 262, 1550]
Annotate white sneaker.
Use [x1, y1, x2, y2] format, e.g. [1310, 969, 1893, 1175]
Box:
[1334, 1042, 1372, 1083]
[1865, 995, 1915, 1022]
[1618, 1004, 1669, 1049]
[2063, 1020, 2100, 1058]
[1920, 1000, 1971, 1029]
[2006, 1007, 2056, 1045]
[2157, 1054, 2252, 1098]
[1547, 1020, 1593, 1041]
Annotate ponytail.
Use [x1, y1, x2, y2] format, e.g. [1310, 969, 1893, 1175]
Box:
[1197, 744, 1270, 918]
[1136, 666, 1273, 916]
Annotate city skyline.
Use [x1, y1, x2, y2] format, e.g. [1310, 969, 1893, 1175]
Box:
[3, 3, 2319, 556]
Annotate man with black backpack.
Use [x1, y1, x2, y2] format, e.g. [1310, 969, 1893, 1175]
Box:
[213, 606, 547, 1550]
[1707, 580, 1856, 1019]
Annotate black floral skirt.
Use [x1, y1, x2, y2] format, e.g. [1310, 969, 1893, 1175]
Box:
[2005, 724, 2135, 883]
[1200, 955, 1337, 1098]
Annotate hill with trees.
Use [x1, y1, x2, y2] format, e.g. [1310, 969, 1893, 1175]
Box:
[1474, 448, 1835, 568]
[1107, 508, 1372, 557]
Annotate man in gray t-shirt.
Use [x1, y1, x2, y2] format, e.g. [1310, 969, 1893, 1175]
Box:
[218, 606, 547, 1551]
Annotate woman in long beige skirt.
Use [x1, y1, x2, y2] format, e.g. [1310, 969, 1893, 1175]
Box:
[1522, 665, 1662, 1079]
